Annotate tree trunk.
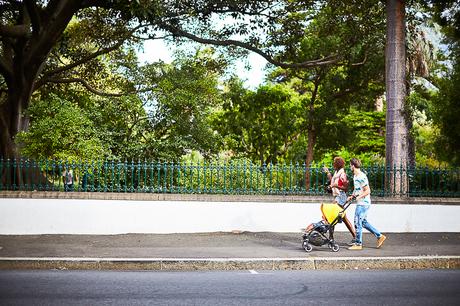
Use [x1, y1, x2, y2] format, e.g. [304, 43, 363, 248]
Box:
[0, 78, 38, 186]
[0, 110, 16, 159]
[385, 0, 409, 196]
[1, 63, 37, 158]
[304, 79, 319, 191]
[0, 0, 80, 159]
[305, 127, 316, 190]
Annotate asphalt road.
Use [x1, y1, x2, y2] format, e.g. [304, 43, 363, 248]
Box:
[1, 270, 459, 305]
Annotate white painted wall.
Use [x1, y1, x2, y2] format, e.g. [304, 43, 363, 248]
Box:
[0, 198, 458, 234]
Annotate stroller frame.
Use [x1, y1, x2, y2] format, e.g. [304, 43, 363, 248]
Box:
[302, 197, 354, 252]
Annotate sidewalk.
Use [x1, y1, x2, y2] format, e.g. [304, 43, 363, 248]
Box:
[1, 232, 459, 270]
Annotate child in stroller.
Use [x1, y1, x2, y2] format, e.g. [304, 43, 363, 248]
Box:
[302, 197, 354, 252]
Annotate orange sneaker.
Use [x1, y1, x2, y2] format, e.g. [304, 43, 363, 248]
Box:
[377, 235, 387, 248]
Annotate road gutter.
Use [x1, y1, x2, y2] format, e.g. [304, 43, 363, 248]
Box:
[1, 256, 459, 270]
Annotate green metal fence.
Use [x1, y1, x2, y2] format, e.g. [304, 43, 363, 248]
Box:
[1, 158, 459, 197]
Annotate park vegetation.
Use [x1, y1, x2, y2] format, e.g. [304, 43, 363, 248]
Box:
[1, 0, 459, 175]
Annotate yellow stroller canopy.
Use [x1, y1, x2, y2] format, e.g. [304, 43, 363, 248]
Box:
[321, 203, 345, 224]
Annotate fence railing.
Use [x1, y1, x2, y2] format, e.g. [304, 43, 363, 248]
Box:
[0, 158, 459, 197]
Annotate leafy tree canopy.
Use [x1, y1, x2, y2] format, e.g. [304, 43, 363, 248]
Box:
[17, 46, 227, 162]
[213, 79, 304, 165]
[16, 94, 108, 161]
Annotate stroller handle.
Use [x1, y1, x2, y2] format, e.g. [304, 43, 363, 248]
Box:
[341, 195, 356, 212]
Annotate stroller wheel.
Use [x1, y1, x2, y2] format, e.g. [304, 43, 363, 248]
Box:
[303, 241, 313, 252]
[331, 243, 340, 252]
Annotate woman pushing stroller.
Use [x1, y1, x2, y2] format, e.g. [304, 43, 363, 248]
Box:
[322, 157, 356, 245]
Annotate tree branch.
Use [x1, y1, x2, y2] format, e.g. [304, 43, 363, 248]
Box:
[0, 24, 30, 38]
[23, 0, 81, 80]
[80, 0, 108, 9]
[273, 130, 304, 161]
[42, 40, 125, 79]
[0, 56, 13, 82]
[41, 22, 147, 80]
[44, 78, 127, 97]
[351, 53, 367, 66]
[201, 8, 274, 19]
[162, 24, 339, 69]
[24, 0, 42, 33]
[133, 34, 171, 41]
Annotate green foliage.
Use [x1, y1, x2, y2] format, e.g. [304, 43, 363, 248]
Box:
[405, 89, 445, 167]
[413, 124, 446, 168]
[16, 95, 108, 161]
[17, 47, 226, 162]
[409, 1, 460, 166]
[141, 48, 226, 160]
[261, 1, 386, 169]
[213, 80, 304, 165]
[314, 147, 384, 168]
[341, 110, 386, 156]
[431, 64, 460, 165]
[34, 35, 151, 161]
[90, 95, 150, 160]
[4, 0, 456, 171]
[428, 1, 460, 166]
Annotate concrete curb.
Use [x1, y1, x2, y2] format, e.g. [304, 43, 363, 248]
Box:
[2, 191, 460, 205]
[1, 256, 459, 271]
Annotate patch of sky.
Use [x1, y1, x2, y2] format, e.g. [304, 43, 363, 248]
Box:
[136, 12, 273, 90]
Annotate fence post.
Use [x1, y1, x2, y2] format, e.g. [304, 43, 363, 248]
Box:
[12, 158, 17, 191]
[31, 159, 37, 191]
[0, 157, 2, 191]
[170, 161, 174, 193]
[210, 161, 214, 194]
[242, 160, 247, 194]
[222, 161, 226, 194]
[147, 160, 152, 193]
[315, 165, 320, 195]
[295, 162, 300, 195]
[71, 159, 76, 192]
[280, 162, 287, 195]
[136, 159, 140, 192]
[6, 158, 10, 190]
[0, 157, 4, 191]
[21, 158, 26, 191]
[274, 163, 279, 194]
[249, 160, 253, 194]
[115, 160, 119, 193]
[186, 161, 191, 193]
[216, 161, 220, 194]
[141, 159, 145, 193]
[109, 159, 113, 192]
[20, 158, 25, 191]
[177, 161, 182, 194]
[261, 163, 265, 194]
[229, 161, 234, 194]
[203, 160, 207, 194]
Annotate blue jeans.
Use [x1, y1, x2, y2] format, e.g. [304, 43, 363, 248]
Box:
[354, 205, 381, 245]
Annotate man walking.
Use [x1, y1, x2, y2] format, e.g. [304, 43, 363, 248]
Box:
[347, 158, 386, 250]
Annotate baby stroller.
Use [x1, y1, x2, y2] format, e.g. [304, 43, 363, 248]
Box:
[302, 197, 354, 252]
